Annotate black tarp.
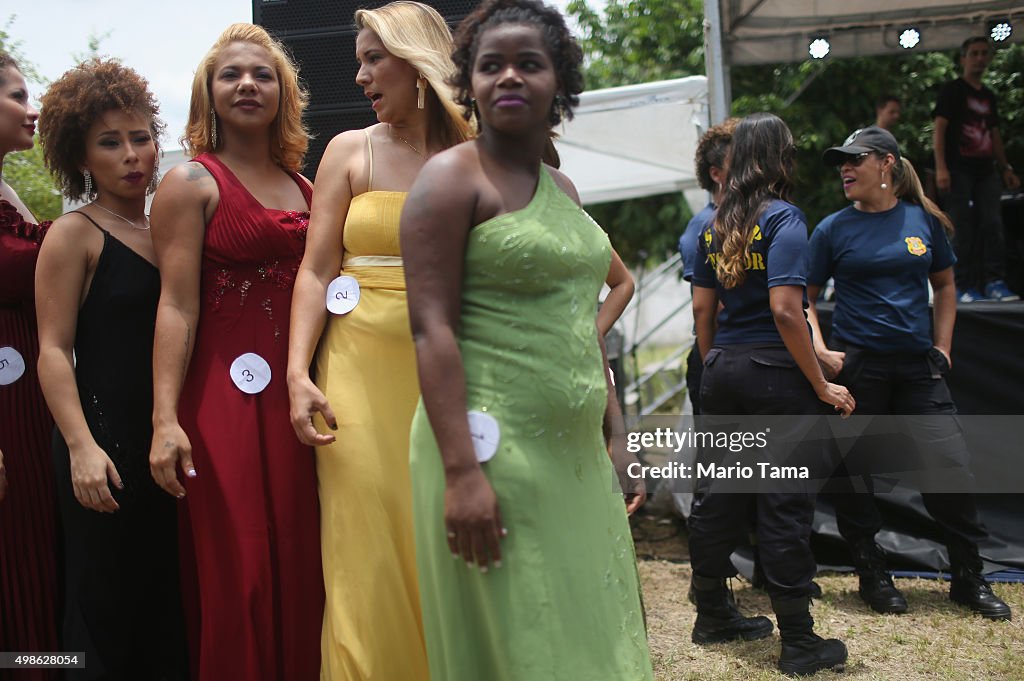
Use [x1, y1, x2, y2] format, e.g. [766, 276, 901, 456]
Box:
[812, 302, 1024, 575]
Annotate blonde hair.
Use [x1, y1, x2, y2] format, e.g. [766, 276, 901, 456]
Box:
[355, 1, 473, 149]
[182, 23, 309, 172]
[893, 157, 954, 236]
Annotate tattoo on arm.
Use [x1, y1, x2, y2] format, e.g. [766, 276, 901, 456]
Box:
[180, 325, 191, 388]
[184, 163, 210, 182]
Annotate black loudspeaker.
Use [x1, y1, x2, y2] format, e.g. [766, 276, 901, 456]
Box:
[254, 0, 481, 178]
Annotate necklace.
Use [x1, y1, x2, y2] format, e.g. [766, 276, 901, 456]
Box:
[389, 125, 424, 157]
[92, 201, 150, 230]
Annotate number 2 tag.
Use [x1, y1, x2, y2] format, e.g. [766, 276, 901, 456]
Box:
[0, 346, 26, 386]
[230, 353, 272, 394]
[326, 275, 360, 315]
[467, 410, 500, 463]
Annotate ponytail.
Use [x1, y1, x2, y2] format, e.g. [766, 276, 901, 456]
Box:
[892, 157, 954, 236]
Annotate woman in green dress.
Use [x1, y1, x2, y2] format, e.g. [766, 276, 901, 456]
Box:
[400, 1, 653, 679]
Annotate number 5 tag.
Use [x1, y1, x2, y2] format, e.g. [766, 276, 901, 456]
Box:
[230, 353, 272, 394]
[0, 346, 26, 386]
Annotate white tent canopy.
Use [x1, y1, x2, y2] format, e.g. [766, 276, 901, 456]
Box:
[703, 0, 1023, 125]
[719, 0, 1023, 65]
[553, 76, 708, 209]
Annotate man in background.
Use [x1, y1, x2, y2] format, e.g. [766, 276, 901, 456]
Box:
[933, 36, 1021, 302]
[874, 94, 901, 130]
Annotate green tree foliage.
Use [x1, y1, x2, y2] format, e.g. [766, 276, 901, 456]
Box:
[731, 44, 1023, 228]
[567, 0, 1024, 263]
[4, 143, 61, 221]
[1, 15, 61, 222]
[567, 0, 705, 263]
[568, 0, 704, 88]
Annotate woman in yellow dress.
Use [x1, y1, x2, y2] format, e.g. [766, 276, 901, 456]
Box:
[286, 3, 472, 679]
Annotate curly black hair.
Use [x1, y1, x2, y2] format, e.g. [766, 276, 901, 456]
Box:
[451, 0, 583, 126]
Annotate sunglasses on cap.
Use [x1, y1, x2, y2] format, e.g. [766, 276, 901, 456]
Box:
[833, 151, 873, 168]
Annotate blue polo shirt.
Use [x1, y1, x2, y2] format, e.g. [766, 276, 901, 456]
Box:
[692, 199, 810, 346]
[807, 201, 956, 353]
[680, 202, 715, 282]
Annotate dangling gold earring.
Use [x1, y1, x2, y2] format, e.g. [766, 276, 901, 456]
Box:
[149, 153, 161, 195]
[210, 109, 218, 148]
[416, 76, 426, 110]
[880, 170, 888, 190]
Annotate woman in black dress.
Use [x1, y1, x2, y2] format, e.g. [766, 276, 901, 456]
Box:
[35, 59, 187, 680]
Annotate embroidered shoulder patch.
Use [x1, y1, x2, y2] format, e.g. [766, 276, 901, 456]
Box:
[905, 236, 927, 256]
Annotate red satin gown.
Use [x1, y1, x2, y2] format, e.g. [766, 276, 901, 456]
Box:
[177, 154, 324, 681]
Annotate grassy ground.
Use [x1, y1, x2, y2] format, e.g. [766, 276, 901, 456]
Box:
[631, 513, 1024, 680]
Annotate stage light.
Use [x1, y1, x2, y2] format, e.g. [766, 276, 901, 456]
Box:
[809, 38, 830, 59]
[899, 28, 921, 49]
[991, 22, 1012, 42]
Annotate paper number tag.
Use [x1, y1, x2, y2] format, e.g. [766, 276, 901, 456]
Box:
[0, 346, 26, 386]
[230, 353, 272, 394]
[326, 275, 361, 315]
[468, 410, 500, 463]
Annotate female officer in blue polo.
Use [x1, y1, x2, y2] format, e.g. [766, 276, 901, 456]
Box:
[805, 126, 1011, 621]
[689, 112, 854, 676]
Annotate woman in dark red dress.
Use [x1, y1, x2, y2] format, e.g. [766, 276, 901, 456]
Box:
[0, 50, 59, 680]
[148, 24, 323, 681]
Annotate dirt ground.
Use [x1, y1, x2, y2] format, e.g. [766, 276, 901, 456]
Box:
[630, 512, 1024, 681]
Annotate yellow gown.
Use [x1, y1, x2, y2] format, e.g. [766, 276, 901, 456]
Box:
[313, 131, 428, 680]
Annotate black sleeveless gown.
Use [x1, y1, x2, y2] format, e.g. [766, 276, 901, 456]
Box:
[51, 215, 187, 680]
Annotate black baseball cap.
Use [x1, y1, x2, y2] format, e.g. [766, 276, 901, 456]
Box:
[822, 126, 901, 166]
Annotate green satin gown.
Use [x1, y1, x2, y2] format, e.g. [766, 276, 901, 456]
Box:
[409, 166, 654, 681]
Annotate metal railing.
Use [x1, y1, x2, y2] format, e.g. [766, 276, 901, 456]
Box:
[616, 254, 695, 417]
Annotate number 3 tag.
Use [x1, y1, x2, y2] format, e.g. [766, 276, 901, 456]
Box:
[0, 346, 26, 386]
[230, 353, 272, 394]
[467, 410, 500, 463]
[326, 275, 360, 315]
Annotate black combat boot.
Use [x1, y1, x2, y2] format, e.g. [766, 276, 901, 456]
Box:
[850, 538, 907, 614]
[773, 596, 847, 676]
[948, 545, 1012, 621]
[690, 574, 774, 645]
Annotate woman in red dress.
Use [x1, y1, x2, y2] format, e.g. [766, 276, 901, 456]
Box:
[0, 50, 59, 680]
[148, 24, 323, 681]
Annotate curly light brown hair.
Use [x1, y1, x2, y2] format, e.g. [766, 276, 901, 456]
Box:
[182, 23, 309, 172]
[39, 58, 164, 201]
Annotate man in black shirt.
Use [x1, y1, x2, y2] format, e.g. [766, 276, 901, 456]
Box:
[933, 36, 1021, 302]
